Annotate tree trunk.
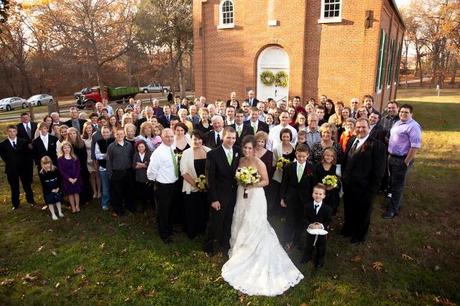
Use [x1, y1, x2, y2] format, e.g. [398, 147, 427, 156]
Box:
[450, 57, 458, 84]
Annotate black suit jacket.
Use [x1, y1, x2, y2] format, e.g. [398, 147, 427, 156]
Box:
[245, 98, 260, 108]
[280, 161, 315, 206]
[0, 138, 29, 175]
[369, 124, 386, 145]
[204, 130, 223, 149]
[342, 136, 386, 194]
[16, 122, 38, 143]
[158, 114, 178, 128]
[205, 146, 240, 204]
[64, 119, 86, 134]
[231, 124, 253, 146]
[305, 202, 332, 230]
[32, 134, 59, 167]
[244, 120, 269, 134]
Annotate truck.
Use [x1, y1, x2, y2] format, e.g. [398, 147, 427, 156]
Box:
[75, 86, 140, 109]
[139, 83, 171, 93]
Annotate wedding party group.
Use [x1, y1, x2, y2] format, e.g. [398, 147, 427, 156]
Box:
[0, 91, 422, 296]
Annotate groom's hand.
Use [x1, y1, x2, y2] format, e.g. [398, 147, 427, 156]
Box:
[280, 199, 287, 208]
[211, 201, 221, 211]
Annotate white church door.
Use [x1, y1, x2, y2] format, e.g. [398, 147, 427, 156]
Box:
[256, 46, 290, 101]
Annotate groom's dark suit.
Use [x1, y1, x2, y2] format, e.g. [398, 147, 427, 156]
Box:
[204, 145, 240, 255]
[341, 135, 386, 243]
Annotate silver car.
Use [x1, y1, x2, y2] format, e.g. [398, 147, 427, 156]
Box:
[0, 97, 28, 111]
[27, 94, 54, 106]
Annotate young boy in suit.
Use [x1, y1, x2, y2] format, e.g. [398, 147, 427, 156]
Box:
[280, 144, 315, 250]
[301, 184, 332, 268]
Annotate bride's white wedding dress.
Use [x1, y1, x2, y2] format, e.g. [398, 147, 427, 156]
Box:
[221, 183, 304, 296]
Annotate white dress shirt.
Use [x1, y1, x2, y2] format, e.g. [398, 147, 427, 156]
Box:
[215, 131, 223, 143]
[351, 134, 370, 151]
[223, 145, 233, 160]
[9, 137, 17, 148]
[268, 124, 298, 150]
[147, 143, 178, 184]
[313, 201, 322, 215]
[40, 133, 49, 151]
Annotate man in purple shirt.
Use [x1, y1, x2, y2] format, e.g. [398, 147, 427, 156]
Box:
[383, 104, 422, 219]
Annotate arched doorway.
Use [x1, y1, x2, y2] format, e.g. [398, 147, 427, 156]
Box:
[256, 46, 290, 101]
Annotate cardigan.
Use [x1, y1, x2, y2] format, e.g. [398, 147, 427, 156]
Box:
[180, 145, 211, 194]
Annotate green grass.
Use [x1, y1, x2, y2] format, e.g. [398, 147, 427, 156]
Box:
[0, 88, 459, 305]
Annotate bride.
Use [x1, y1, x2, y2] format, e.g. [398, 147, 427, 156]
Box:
[221, 135, 304, 296]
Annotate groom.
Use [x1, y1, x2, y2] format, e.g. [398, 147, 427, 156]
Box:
[204, 126, 240, 256]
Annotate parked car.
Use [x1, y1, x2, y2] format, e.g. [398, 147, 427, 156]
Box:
[0, 97, 28, 111]
[140, 83, 171, 93]
[27, 94, 54, 106]
[75, 86, 139, 109]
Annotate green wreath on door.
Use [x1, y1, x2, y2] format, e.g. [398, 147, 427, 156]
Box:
[259, 71, 288, 87]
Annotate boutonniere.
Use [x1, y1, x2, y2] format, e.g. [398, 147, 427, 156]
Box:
[235, 152, 239, 158]
[361, 142, 369, 152]
[306, 168, 313, 177]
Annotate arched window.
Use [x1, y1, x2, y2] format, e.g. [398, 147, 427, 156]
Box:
[219, 0, 234, 29]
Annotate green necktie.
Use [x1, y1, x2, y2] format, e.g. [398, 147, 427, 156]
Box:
[237, 126, 242, 137]
[171, 149, 179, 178]
[226, 151, 233, 166]
[297, 164, 304, 182]
[252, 122, 257, 133]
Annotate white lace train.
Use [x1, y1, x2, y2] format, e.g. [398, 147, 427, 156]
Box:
[221, 186, 304, 296]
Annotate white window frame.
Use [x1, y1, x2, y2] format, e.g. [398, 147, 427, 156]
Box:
[318, 0, 342, 24]
[218, 0, 235, 29]
[376, 29, 387, 94]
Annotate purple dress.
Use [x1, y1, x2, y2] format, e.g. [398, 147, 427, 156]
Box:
[58, 156, 82, 195]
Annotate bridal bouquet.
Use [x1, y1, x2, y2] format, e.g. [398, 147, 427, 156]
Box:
[235, 167, 261, 198]
[275, 157, 291, 170]
[322, 175, 338, 189]
[195, 174, 207, 192]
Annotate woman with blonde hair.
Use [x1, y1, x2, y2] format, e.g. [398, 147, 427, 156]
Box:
[310, 122, 343, 164]
[177, 108, 193, 133]
[121, 113, 133, 127]
[136, 121, 161, 152]
[82, 122, 101, 198]
[58, 141, 82, 213]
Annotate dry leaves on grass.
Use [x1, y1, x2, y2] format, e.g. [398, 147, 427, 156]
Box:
[73, 265, 85, 275]
[402, 254, 414, 261]
[1, 279, 14, 286]
[350, 255, 362, 263]
[434, 296, 456, 306]
[136, 285, 156, 298]
[371, 261, 384, 272]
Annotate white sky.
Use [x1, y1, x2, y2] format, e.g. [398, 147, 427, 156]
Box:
[395, 0, 411, 9]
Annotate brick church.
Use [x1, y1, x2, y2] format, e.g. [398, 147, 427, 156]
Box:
[193, 0, 405, 110]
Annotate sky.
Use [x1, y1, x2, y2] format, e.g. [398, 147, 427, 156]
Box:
[395, 0, 411, 9]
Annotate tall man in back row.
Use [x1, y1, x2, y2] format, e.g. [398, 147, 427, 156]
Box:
[383, 104, 422, 219]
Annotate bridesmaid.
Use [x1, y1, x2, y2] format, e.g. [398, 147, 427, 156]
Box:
[58, 141, 82, 213]
[314, 148, 340, 215]
[254, 131, 275, 215]
[180, 130, 211, 239]
[67, 127, 91, 204]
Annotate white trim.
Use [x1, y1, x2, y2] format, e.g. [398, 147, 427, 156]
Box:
[319, 0, 342, 23]
[218, 0, 234, 29]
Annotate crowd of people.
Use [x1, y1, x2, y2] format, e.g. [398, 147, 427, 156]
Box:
[0, 91, 422, 265]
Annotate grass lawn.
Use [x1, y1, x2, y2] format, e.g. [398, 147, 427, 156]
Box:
[0, 88, 459, 305]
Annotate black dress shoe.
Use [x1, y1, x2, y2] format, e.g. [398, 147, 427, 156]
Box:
[382, 210, 396, 219]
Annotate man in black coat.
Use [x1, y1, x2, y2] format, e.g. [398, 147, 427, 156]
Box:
[231, 109, 253, 146]
[340, 117, 386, 244]
[244, 90, 260, 108]
[204, 127, 240, 256]
[369, 112, 386, 144]
[32, 122, 59, 170]
[16, 112, 37, 187]
[244, 107, 269, 134]
[0, 125, 35, 209]
[204, 115, 224, 149]
[301, 184, 332, 268]
[64, 106, 86, 134]
[280, 144, 315, 249]
[158, 104, 178, 128]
